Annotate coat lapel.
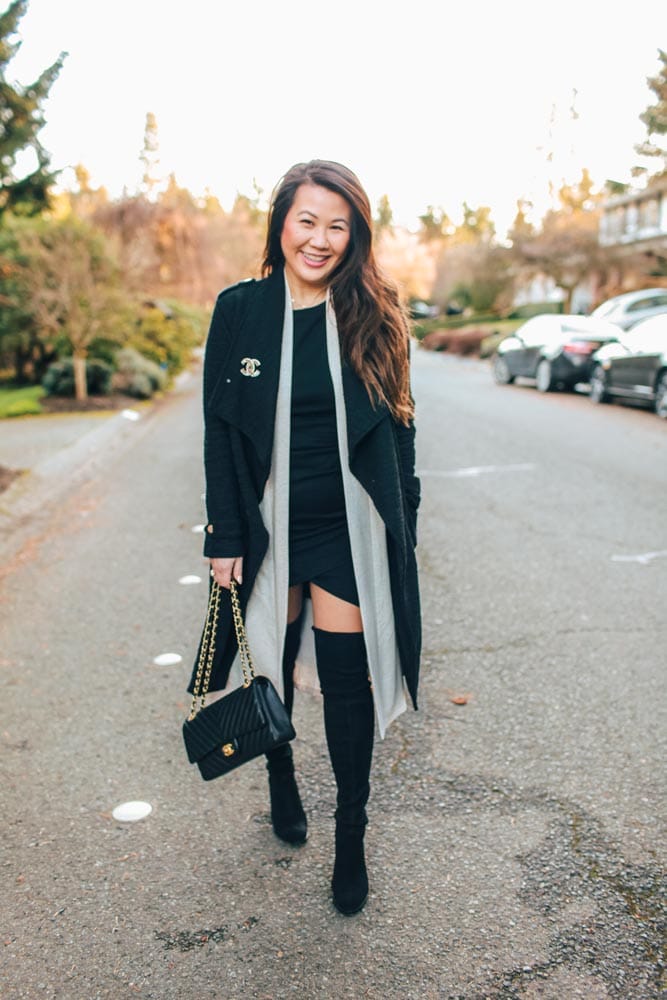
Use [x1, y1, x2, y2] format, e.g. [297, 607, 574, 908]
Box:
[213, 267, 389, 472]
[341, 361, 389, 458]
[326, 300, 389, 458]
[211, 269, 285, 474]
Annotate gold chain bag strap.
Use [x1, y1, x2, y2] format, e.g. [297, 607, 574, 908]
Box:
[183, 580, 296, 781]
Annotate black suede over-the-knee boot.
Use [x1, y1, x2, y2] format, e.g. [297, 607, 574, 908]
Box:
[265, 615, 307, 845]
[313, 627, 375, 915]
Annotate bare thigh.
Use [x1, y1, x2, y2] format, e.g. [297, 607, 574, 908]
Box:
[310, 582, 363, 632]
[287, 582, 363, 631]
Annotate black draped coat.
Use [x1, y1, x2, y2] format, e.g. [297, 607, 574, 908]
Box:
[189, 267, 422, 709]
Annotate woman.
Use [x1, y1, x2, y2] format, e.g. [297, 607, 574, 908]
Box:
[191, 160, 421, 915]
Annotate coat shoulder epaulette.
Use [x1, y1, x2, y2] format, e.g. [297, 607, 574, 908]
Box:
[216, 277, 256, 303]
[207, 279, 261, 360]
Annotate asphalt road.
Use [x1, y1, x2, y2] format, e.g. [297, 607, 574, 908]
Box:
[1, 350, 665, 999]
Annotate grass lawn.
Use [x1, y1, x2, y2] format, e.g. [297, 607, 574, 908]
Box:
[0, 385, 45, 418]
[414, 316, 523, 339]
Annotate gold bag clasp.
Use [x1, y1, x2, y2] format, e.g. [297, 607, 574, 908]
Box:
[222, 743, 235, 757]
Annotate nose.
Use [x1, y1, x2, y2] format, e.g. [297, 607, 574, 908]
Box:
[309, 227, 329, 249]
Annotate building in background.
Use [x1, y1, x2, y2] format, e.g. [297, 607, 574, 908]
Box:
[599, 180, 667, 263]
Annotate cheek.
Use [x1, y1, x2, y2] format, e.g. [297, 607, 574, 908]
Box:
[335, 233, 351, 258]
[280, 219, 299, 254]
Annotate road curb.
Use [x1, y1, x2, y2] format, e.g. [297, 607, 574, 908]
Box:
[0, 367, 199, 567]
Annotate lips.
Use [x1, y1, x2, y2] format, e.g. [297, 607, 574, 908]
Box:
[301, 252, 330, 268]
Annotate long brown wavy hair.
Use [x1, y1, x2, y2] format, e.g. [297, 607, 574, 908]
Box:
[262, 160, 414, 425]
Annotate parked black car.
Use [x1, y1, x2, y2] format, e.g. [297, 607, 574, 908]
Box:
[492, 315, 620, 392]
[589, 314, 667, 418]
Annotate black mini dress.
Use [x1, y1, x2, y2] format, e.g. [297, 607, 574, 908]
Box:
[288, 303, 359, 606]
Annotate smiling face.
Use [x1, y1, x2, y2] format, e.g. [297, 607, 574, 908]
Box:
[280, 183, 352, 301]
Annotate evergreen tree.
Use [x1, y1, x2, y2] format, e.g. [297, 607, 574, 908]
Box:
[139, 111, 161, 197]
[457, 203, 495, 244]
[374, 194, 393, 237]
[417, 205, 452, 244]
[0, 0, 66, 219]
[634, 48, 667, 180]
[508, 198, 535, 247]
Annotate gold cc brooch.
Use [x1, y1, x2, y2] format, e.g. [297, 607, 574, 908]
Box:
[240, 357, 261, 377]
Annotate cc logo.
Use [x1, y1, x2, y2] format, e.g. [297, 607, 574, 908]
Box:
[240, 357, 261, 377]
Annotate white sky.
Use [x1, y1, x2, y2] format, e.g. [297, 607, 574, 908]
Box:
[10, 0, 667, 237]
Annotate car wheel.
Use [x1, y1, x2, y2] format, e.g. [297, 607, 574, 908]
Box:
[535, 358, 554, 393]
[492, 355, 514, 385]
[655, 372, 667, 419]
[590, 365, 610, 404]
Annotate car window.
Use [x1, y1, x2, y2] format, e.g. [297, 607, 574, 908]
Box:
[627, 297, 652, 312]
[627, 294, 667, 312]
[591, 300, 619, 318]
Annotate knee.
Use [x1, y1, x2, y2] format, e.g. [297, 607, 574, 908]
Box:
[313, 627, 371, 698]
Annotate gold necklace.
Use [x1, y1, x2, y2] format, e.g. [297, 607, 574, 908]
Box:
[290, 291, 327, 309]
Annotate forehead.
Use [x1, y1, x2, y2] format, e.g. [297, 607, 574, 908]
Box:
[290, 183, 351, 220]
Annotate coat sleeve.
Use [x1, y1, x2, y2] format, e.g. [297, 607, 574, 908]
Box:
[394, 336, 421, 546]
[202, 291, 245, 559]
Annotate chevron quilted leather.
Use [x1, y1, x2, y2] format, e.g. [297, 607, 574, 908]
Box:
[183, 676, 295, 781]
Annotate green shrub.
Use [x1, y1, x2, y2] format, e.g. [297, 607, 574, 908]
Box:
[126, 372, 153, 399]
[113, 346, 167, 398]
[42, 358, 113, 397]
[126, 301, 205, 375]
[508, 301, 562, 319]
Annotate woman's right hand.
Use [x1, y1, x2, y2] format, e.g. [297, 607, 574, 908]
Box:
[209, 556, 244, 589]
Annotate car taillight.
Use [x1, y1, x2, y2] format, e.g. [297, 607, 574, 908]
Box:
[563, 341, 597, 355]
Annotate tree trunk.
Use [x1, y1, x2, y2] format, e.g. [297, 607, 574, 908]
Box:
[73, 352, 88, 402]
[13, 345, 30, 385]
[32, 336, 57, 383]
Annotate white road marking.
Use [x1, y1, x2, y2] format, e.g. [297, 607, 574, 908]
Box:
[121, 409, 141, 421]
[611, 550, 667, 565]
[179, 575, 202, 585]
[418, 463, 537, 478]
[153, 652, 183, 666]
[112, 801, 152, 822]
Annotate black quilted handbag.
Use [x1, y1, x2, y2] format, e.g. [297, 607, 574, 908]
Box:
[183, 580, 295, 781]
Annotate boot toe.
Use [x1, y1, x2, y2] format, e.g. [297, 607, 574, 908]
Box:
[268, 772, 308, 845]
[273, 813, 308, 844]
[332, 883, 368, 915]
[331, 833, 368, 914]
